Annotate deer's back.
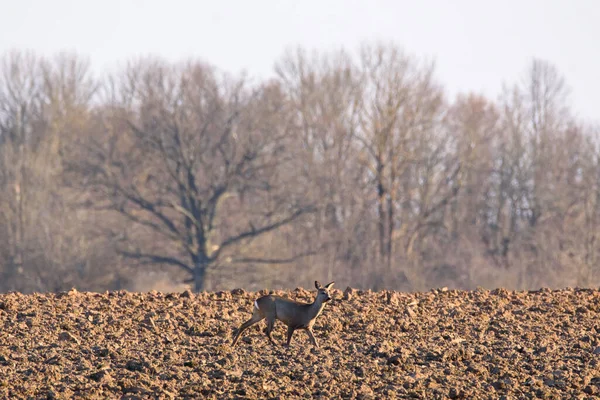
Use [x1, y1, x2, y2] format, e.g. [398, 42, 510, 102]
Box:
[256, 295, 311, 326]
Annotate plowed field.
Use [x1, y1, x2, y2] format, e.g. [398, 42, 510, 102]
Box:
[1, 286, 600, 399]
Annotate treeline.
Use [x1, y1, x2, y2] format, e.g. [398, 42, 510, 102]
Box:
[0, 43, 598, 293]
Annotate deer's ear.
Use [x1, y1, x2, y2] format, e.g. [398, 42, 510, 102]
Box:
[325, 281, 335, 289]
[315, 281, 321, 289]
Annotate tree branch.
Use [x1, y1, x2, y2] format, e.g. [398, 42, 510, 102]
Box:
[115, 205, 181, 242]
[214, 205, 315, 259]
[118, 249, 193, 274]
[229, 250, 317, 264]
[120, 186, 180, 237]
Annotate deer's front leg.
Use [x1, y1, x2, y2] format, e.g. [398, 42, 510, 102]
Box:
[285, 325, 295, 346]
[305, 327, 319, 348]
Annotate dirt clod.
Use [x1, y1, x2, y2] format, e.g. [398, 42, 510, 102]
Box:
[58, 331, 80, 344]
[88, 369, 112, 383]
[387, 355, 402, 365]
[343, 286, 354, 300]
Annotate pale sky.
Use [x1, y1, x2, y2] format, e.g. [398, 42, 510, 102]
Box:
[1, 0, 598, 122]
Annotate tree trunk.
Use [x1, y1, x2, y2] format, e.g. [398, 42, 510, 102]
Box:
[193, 263, 207, 292]
[377, 161, 386, 264]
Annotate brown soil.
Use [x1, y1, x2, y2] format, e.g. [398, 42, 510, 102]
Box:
[1, 287, 600, 399]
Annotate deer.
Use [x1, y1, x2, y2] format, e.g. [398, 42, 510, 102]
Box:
[231, 281, 335, 348]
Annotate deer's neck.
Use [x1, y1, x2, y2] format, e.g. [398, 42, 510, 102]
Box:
[308, 299, 326, 321]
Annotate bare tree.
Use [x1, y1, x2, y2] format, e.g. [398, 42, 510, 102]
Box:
[274, 47, 368, 285]
[445, 94, 498, 239]
[496, 60, 572, 287]
[0, 50, 45, 289]
[0, 51, 102, 292]
[354, 42, 448, 288]
[69, 59, 314, 291]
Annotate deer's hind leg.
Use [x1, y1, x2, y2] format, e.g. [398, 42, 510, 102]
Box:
[265, 316, 276, 346]
[231, 304, 265, 346]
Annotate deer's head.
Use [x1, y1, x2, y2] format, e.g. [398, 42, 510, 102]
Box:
[315, 280, 335, 303]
